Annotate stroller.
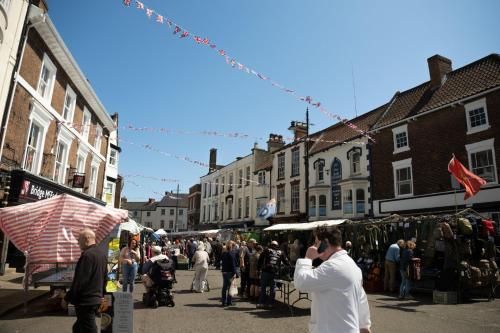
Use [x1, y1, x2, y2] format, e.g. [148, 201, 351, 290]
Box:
[142, 258, 176, 308]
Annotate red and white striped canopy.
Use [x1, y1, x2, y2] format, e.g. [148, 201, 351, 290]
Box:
[0, 194, 128, 263]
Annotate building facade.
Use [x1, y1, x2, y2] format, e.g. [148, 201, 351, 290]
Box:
[307, 107, 385, 220]
[270, 122, 308, 224]
[123, 194, 189, 231]
[199, 143, 274, 230]
[187, 183, 201, 230]
[371, 54, 500, 221]
[0, 3, 119, 273]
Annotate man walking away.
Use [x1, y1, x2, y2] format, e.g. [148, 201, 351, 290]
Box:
[384, 239, 405, 293]
[65, 228, 108, 333]
[294, 227, 371, 333]
[257, 240, 289, 308]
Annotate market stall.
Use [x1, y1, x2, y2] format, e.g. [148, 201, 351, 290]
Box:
[0, 194, 128, 300]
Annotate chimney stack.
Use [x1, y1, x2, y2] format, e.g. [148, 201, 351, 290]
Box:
[427, 55, 452, 87]
[209, 148, 217, 173]
[148, 198, 155, 204]
[288, 121, 308, 141]
[267, 134, 285, 153]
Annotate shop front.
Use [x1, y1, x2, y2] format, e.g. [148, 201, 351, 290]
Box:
[0, 169, 105, 274]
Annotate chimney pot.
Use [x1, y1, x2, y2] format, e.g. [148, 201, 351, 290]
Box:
[209, 148, 217, 173]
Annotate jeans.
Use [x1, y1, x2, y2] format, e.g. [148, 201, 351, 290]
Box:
[259, 271, 276, 305]
[240, 268, 250, 296]
[399, 269, 411, 298]
[221, 272, 234, 305]
[122, 262, 138, 293]
[73, 304, 99, 333]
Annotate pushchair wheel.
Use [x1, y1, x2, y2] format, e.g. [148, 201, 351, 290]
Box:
[169, 300, 175, 307]
[153, 300, 158, 308]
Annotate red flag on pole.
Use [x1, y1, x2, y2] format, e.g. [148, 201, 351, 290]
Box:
[448, 156, 487, 200]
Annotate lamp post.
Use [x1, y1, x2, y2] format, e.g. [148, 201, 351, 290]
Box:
[305, 107, 310, 222]
[173, 184, 179, 232]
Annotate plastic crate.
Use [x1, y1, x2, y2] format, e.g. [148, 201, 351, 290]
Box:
[433, 290, 457, 304]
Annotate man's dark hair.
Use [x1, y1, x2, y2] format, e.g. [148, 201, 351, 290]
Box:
[316, 227, 342, 247]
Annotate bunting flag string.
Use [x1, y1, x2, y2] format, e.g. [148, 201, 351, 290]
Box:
[121, 0, 375, 142]
[122, 174, 180, 183]
[55, 120, 367, 146]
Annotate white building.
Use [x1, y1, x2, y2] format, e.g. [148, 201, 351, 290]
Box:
[102, 113, 121, 208]
[124, 194, 189, 231]
[0, 0, 30, 126]
[199, 142, 274, 229]
[307, 108, 384, 220]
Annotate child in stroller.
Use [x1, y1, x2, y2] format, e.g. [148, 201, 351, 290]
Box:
[142, 246, 176, 308]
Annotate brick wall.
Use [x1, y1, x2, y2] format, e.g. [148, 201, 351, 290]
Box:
[372, 90, 500, 200]
[1, 28, 110, 199]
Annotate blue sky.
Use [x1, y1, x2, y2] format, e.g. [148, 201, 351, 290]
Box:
[47, 0, 500, 200]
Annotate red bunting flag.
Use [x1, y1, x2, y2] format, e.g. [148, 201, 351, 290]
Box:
[123, 0, 131, 6]
[173, 26, 181, 34]
[448, 156, 487, 200]
[180, 31, 190, 38]
[156, 14, 163, 23]
[194, 36, 203, 43]
[136, 1, 144, 9]
[218, 50, 226, 56]
[203, 38, 210, 45]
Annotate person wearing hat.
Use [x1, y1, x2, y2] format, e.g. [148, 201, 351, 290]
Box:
[192, 242, 210, 292]
[257, 240, 289, 308]
[141, 246, 169, 289]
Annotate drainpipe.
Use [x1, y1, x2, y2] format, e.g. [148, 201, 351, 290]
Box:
[0, 6, 45, 164]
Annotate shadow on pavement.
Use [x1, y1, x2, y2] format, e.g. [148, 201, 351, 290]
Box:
[247, 306, 310, 318]
[183, 303, 224, 308]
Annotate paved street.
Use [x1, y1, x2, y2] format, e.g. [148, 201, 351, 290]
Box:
[1, 269, 500, 333]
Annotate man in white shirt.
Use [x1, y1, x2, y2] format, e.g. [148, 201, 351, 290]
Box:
[294, 227, 371, 333]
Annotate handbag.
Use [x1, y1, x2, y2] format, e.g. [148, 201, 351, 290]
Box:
[229, 278, 238, 297]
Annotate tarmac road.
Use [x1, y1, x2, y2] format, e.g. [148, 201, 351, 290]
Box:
[1, 268, 500, 333]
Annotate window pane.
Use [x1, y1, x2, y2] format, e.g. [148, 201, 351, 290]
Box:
[395, 132, 408, 149]
[471, 150, 495, 183]
[469, 108, 487, 128]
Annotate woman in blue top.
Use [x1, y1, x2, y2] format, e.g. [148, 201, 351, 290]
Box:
[399, 240, 416, 299]
[221, 240, 237, 306]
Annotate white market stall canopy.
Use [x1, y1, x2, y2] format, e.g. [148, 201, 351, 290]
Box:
[169, 229, 222, 237]
[118, 219, 144, 235]
[263, 219, 347, 231]
[154, 228, 168, 236]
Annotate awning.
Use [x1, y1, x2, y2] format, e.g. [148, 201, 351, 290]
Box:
[263, 219, 347, 231]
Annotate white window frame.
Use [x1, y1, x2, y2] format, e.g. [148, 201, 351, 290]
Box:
[465, 138, 497, 184]
[52, 127, 73, 184]
[246, 166, 251, 186]
[109, 148, 118, 166]
[221, 176, 225, 193]
[349, 151, 361, 176]
[104, 181, 115, 205]
[392, 124, 410, 154]
[291, 148, 300, 177]
[89, 158, 100, 197]
[62, 85, 76, 123]
[277, 187, 285, 213]
[82, 107, 91, 141]
[291, 183, 300, 212]
[392, 158, 413, 198]
[245, 196, 250, 217]
[22, 104, 51, 175]
[465, 98, 490, 135]
[94, 124, 102, 152]
[258, 171, 266, 185]
[37, 54, 57, 103]
[227, 199, 233, 219]
[238, 198, 242, 218]
[277, 154, 285, 179]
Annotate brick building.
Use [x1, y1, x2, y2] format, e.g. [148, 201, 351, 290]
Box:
[187, 183, 201, 230]
[371, 54, 500, 220]
[0, 3, 120, 273]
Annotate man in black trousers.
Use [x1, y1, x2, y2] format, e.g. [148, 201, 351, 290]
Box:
[65, 228, 108, 333]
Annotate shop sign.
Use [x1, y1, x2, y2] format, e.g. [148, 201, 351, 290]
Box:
[331, 158, 342, 210]
[20, 180, 60, 201]
[73, 174, 85, 188]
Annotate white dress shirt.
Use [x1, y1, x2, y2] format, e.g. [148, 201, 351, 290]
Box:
[294, 250, 371, 333]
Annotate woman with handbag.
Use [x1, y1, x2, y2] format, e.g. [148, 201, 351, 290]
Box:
[220, 241, 237, 307]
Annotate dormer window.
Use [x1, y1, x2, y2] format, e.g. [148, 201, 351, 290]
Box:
[313, 159, 325, 183]
[392, 124, 410, 154]
[347, 148, 362, 176]
[465, 98, 490, 134]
